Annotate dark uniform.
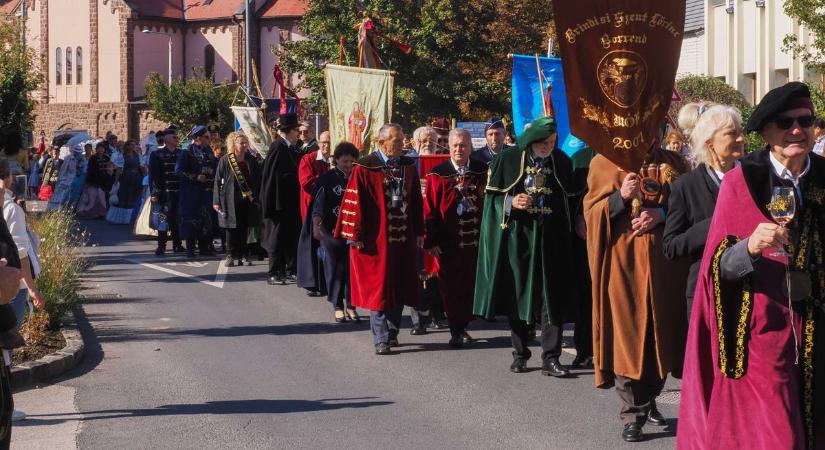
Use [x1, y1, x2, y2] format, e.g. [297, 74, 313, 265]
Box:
[176, 142, 218, 256]
[149, 145, 182, 253]
[311, 168, 350, 310]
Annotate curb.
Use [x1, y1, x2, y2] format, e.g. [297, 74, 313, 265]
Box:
[10, 312, 85, 388]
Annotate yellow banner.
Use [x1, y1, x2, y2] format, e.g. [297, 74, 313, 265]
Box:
[324, 64, 394, 153]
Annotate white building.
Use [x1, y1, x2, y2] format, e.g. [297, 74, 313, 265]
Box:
[677, 0, 820, 105]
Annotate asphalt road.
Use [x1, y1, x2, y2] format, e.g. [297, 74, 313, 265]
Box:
[13, 220, 681, 449]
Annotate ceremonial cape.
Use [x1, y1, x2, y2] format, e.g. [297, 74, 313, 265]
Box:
[677, 150, 825, 450]
[473, 147, 576, 323]
[260, 137, 301, 252]
[298, 150, 330, 220]
[583, 150, 690, 387]
[424, 159, 487, 325]
[334, 153, 423, 311]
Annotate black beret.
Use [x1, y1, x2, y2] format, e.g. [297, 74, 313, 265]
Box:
[745, 81, 813, 134]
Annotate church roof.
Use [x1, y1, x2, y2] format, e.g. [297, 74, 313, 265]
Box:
[126, 0, 306, 21]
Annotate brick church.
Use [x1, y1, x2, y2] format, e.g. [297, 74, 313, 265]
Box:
[2, 0, 306, 141]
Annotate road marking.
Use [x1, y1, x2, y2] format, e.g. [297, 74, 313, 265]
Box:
[124, 258, 228, 289]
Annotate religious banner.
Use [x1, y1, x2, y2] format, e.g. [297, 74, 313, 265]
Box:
[231, 106, 273, 157]
[552, 2, 685, 172]
[511, 55, 586, 157]
[325, 64, 394, 152]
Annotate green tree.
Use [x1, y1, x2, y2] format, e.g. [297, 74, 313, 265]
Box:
[782, 0, 825, 75]
[144, 71, 236, 138]
[0, 15, 41, 153]
[278, 0, 553, 127]
[673, 75, 765, 151]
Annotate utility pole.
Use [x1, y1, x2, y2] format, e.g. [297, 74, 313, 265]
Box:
[245, 0, 253, 94]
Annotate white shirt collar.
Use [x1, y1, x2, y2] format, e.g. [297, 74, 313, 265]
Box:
[450, 159, 468, 173]
[315, 150, 329, 162]
[769, 152, 810, 187]
[376, 150, 389, 163]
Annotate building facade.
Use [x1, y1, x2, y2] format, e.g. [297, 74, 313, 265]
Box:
[677, 0, 819, 105]
[5, 0, 306, 141]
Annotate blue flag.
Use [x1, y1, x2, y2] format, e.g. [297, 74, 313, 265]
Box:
[511, 55, 586, 157]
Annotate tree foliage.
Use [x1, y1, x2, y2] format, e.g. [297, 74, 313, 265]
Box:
[278, 0, 553, 127]
[0, 15, 42, 154]
[782, 0, 825, 75]
[144, 71, 236, 138]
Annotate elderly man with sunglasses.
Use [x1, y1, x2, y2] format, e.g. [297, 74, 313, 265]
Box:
[678, 81, 825, 449]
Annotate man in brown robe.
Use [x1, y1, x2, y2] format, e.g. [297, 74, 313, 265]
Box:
[583, 148, 690, 442]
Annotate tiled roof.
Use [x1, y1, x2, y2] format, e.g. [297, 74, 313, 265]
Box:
[183, 0, 244, 21]
[0, 1, 21, 16]
[127, 0, 184, 20]
[259, 0, 307, 18]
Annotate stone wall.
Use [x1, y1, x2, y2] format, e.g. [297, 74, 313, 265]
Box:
[130, 104, 169, 140]
[32, 102, 129, 139]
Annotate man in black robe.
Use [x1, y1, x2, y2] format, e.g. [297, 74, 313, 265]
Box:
[260, 113, 303, 285]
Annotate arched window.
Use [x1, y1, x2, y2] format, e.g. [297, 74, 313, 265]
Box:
[76, 48, 83, 84]
[204, 45, 215, 81]
[65, 47, 72, 85]
[55, 47, 62, 85]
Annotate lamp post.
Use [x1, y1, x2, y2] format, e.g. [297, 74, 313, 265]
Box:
[141, 29, 172, 86]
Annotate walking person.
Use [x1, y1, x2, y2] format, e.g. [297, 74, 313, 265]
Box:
[213, 132, 261, 267]
[149, 129, 184, 256]
[176, 126, 217, 258]
[106, 141, 143, 224]
[311, 142, 360, 323]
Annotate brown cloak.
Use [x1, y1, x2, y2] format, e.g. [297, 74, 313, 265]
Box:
[583, 149, 690, 388]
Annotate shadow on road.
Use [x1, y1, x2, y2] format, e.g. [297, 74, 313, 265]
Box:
[17, 397, 394, 425]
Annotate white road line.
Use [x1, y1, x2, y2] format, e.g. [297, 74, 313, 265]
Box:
[124, 258, 227, 289]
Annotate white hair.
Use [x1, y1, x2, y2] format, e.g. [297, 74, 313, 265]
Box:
[448, 128, 471, 143]
[412, 126, 435, 144]
[378, 123, 403, 141]
[689, 105, 743, 165]
[677, 101, 716, 141]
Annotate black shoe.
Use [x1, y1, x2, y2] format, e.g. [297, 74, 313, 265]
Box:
[647, 403, 667, 426]
[571, 354, 594, 368]
[528, 330, 537, 342]
[510, 359, 528, 373]
[430, 318, 445, 329]
[540, 359, 571, 378]
[483, 316, 498, 323]
[410, 325, 427, 336]
[375, 343, 391, 355]
[448, 336, 463, 348]
[155, 247, 165, 256]
[267, 276, 278, 285]
[622, 423, 644, 442]
[173, 245, 186, 253]
[461, 332, 473, 344]
[388, 337, 399, 347]
[284, 273, 297, 283]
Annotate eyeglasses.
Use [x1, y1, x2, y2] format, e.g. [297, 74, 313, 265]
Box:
[773, 115, 815, 130]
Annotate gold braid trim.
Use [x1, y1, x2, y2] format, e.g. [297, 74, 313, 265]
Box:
[711, 236, 754, 379]
[227, 152, 254, 201]
[803, 221, 821, 449]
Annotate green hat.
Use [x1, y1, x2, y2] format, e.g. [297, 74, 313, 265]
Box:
[518, 116, 557, 151]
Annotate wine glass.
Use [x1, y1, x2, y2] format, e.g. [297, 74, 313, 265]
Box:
[523, 172, 537, 196]
[769, 186, 796, 257]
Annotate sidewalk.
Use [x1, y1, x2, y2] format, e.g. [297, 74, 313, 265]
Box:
[12, 383, 80, 449]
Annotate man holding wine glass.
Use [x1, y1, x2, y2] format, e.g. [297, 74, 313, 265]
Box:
[678, 82, 824, 449]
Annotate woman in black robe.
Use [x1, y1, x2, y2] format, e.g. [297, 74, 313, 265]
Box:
[311, 142, 360, 323]
[213, 132, 261, 267]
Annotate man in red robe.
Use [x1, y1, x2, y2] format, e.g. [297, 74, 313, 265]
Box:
[298, 131, 331, 220]
[335, 123, 424, 355]
[424, 129, 486, 348]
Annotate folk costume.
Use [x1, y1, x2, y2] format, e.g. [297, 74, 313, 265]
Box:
[583, 148, 690, 426]
[37, 154, 61, 201]
[473, 116, 577, 372]
[334, 150, 423, 348]
[312, 168, 352, 311]
[106, 151, 142, 224]
[148, 141, 182, 254]
[47, 146, 85, 211]
[423, 158, 487, 345]
[213, 151, 262, 263]
[678, 82, 824, 450]
[77, 152, 114, 219]
[296, 150, 330, 294]
[261, 114, 303, 283]
[570, 147, 597, 365]
[176, 126, 218, 257]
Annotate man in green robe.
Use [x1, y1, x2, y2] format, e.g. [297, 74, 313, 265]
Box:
[473, 116, 577, 376]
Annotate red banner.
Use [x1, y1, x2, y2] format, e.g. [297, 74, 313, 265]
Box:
[553, 2, 685, 172]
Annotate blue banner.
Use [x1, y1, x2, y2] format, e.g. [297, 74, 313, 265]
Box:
[511, 55, 586, 156]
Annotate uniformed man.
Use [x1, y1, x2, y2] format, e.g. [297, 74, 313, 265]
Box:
[149, 129, 184, 256]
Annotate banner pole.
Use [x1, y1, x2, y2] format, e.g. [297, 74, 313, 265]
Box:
[535, 54, 548, 116]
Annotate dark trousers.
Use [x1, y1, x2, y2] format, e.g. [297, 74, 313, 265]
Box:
[409, 278, 443, 327]
[369, 305, 404, 345]
[226, 201, 250, 259]
[265, 218, 298, 276]
[573, 236, 593, 358]
[615, 321, 665, 426]
[0, 364, 12, 449]
[157, 198, 181, 249]
[508, 301, 563, 364]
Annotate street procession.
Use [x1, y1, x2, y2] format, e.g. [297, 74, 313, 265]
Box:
[1, 0, 824, 448]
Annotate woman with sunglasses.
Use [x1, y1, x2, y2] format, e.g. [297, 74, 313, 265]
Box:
[678, 82, 824, 449]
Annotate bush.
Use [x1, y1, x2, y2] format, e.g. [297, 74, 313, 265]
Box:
[30, 210, 89, 329]
[673, 75, 764, 152]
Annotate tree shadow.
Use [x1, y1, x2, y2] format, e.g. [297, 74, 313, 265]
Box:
[17, 397, 393, 426]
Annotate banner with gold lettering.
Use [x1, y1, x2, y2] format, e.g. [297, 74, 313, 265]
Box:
[552, 2, 685, 172]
